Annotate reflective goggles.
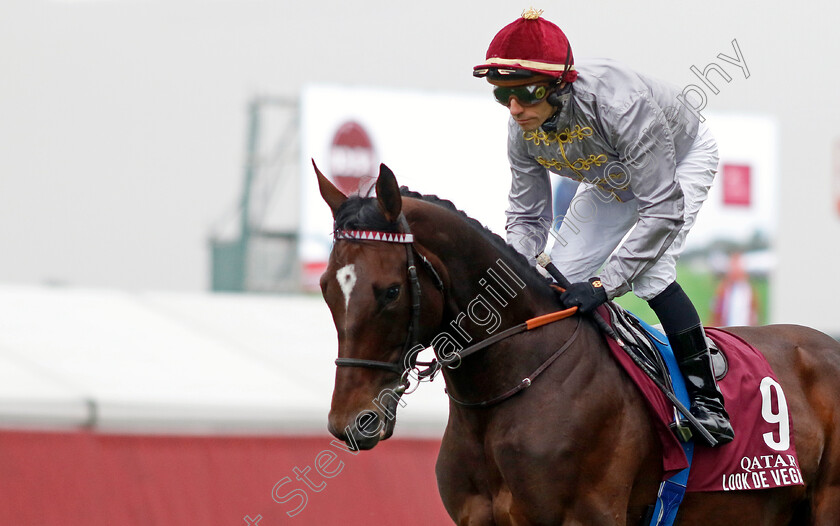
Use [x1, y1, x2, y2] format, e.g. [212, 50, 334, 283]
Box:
[492, 84, 551, 107]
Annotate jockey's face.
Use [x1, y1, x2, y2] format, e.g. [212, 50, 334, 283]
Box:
[489, 75, 559, 132]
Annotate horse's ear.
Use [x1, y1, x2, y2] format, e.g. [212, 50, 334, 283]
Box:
[313, 159, 347, 217]
[376, 164, 402, 223]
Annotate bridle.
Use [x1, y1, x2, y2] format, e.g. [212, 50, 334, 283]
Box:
[330, 214, 581, 405]
[332, 214, 444, 383]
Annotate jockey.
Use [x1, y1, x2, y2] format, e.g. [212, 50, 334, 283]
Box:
[474, 9, 734, 446]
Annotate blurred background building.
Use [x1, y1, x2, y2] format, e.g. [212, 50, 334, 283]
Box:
[2, 0, 840, 524]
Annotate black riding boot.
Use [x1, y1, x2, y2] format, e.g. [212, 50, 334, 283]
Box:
[648, 281, 735, 448]
[671, 325, 735, 447]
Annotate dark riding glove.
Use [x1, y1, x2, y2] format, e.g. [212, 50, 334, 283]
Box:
[561, 277, 608, 313]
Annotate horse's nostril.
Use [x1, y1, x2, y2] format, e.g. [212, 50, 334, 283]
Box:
[356, 410, 381, 437]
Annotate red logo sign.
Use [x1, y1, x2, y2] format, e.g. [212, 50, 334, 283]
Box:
[722, 163, 752, 207]
[329, 121, 377, 196]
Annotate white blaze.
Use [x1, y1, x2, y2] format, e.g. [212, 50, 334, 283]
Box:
[336, 264, 357, 309]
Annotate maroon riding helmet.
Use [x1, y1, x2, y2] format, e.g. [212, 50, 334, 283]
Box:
[473, 8, 579, 83]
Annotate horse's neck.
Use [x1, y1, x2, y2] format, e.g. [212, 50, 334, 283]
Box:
[408, 203, 599, 408]
[443, 260, 552, 329]
[434, 240, 558, 333]
[410, 226, 557, 361]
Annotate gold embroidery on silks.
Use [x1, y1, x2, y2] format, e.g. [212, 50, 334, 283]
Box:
[526, 124, 601, 180]
[523, 125, 593, 146]
[608, 171, 630, 190]
[526, 123, 627, 201]
[537, 155, 626, 201]
[537, 154, 608, 173]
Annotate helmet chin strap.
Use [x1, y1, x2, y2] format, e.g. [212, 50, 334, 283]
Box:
[542, 42, 573, 131]
[546, 83, 572, 108]
[542, 84, 572, 132]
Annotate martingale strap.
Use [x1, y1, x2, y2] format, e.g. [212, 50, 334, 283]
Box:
[445, 315, 582, 408]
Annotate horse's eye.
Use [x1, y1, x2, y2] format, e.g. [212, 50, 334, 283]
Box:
[384, 285, 401, 302]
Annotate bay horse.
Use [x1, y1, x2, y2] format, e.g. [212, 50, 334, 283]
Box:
[316, 162, 840, 525]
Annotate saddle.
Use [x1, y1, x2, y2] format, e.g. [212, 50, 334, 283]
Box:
[604, 302, 728, 383]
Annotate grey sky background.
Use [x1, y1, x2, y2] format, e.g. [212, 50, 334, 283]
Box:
[1, 0, 839, 332]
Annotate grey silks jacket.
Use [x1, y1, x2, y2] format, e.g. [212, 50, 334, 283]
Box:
[505, 57, 704, 298]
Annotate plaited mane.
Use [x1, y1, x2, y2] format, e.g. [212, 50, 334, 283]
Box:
[332, 187, 551, 294]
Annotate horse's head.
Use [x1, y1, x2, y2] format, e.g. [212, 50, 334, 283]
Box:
[315, 161, 446, 450]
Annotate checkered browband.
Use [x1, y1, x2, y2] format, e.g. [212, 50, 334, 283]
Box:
[335, 230, 414, 243]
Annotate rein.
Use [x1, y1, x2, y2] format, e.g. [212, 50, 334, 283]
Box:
[436, 307, 578, 369]
[332, 217, 580, 405]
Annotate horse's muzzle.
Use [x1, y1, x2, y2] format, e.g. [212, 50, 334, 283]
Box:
[328, 409, 395, 451]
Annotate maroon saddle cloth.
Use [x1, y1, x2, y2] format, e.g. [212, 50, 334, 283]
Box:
[603, 319, 804, 492]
